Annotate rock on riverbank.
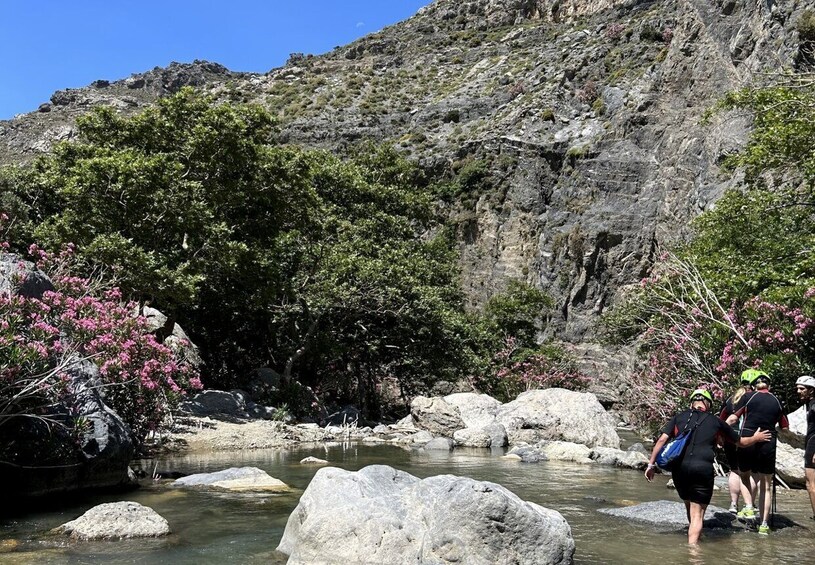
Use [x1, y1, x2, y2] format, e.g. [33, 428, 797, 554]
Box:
[54, 502, 169, 540]
[278, 465, 575, 565]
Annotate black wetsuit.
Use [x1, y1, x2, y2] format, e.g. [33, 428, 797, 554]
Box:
[661, 408, 740, 505]
[806, 398, 815, 470]
[719, 396, 742, 471]
[732, 390, 789, 475]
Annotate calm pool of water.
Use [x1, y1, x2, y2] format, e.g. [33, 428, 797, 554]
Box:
[2, 441, 813, 564]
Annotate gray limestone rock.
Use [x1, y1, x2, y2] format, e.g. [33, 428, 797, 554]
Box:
[599, 500, 798, 532]
[780, 406, 807, 449]
[443, 392, 501, 429]
[589, 446, 648, 470]
[496, 388, 620, 448]
[410, 396, 465, 436]
[0, 253, 54, 299]
[177, 390, 247, 418]
[599, 501, 735, 531]
[277, 465, 575, 565]
[454, 423, 508, 448]
[424, 437, 455, 451]
[55, 502, 169, 540]
[172, 466, 289, 492]
[776, 441, 806, 488]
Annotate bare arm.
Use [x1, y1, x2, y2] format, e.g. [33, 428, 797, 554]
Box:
[737, 427, 771, 447]
[644, 433, 670, 482]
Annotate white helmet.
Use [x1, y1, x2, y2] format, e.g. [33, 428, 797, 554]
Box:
[796, 375, 815, 389]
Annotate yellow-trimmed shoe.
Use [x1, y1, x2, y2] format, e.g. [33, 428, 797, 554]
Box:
[737, 507, 756, 520]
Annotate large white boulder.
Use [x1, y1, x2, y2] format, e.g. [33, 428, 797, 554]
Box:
[776, 441, 806, 488]
[454, 423, 508, 448]
[410, 396, 465, 436]
[171, 466, 289, 492]
[277, 465, 575, 565]
[443, 392, 501, 429]
[780, 406, 807, 449]
[495, 389, 620, 448]
[54, 502, 169, 540]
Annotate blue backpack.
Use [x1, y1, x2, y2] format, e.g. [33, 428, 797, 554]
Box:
[656, 411, 709, 471]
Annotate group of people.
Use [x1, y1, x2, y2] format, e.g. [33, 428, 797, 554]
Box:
[644, 369, 815, 545]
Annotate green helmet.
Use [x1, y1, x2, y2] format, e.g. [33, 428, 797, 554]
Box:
[741, 369, 769, 385]
[690, 389, 713, 404]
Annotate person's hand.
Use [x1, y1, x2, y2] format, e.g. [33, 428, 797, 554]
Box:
[645, 465, 656, 482]
[754, 427, 771, 443]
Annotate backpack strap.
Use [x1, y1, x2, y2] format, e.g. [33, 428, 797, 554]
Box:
[686, 411, 710, 457]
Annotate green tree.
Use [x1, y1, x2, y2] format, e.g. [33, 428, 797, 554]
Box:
[692, 78, 815, 303]
[2, 90, 486, 415]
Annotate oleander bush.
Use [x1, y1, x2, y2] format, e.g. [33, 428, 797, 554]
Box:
[0, 229, 202, 447]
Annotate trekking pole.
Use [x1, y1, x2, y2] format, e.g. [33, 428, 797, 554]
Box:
[771, 473, 777, 528]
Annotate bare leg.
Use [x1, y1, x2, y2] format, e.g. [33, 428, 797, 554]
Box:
[806, 468, 815, 518]
[687, 502, 707, 545]
[756, 473, 772, 524]
[739, 471, 755, 508]
[728, 471, 741, 507]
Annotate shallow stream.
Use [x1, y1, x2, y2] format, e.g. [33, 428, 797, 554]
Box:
[2, 440, 814, 564]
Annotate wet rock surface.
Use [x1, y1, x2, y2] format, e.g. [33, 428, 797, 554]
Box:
[598, 500, 799, 532]
[54, 502, 169, 540]
[277, 464, 575, 565]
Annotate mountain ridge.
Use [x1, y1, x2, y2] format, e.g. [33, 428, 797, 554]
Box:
[0, 0, 809, 354]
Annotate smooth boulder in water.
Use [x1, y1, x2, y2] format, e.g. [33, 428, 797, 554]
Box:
[277, 464, 575, 565]
[172, 466, 289, 492]
[54, 501, 169, 540]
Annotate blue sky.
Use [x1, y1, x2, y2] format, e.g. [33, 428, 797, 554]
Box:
[0, 1, 431, 119]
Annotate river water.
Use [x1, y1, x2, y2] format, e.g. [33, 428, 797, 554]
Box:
[2, 441, 813, 564]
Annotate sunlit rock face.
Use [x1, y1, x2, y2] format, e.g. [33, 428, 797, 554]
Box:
[278, 464, 575, 565]
[0, 0, 804, 351]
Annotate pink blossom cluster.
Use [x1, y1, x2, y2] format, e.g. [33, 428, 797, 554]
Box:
[1, 239, 202, 445]
[629, 291, 815, 429]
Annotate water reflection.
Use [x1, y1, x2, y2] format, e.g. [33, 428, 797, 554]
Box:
[2, 443, 813, 564]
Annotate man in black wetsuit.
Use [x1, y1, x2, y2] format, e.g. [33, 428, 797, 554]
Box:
[645, 388, 771, 545]
[795, 375, 815, 520]
[728, 370, 789, 535]
[718, 373, 756, 514]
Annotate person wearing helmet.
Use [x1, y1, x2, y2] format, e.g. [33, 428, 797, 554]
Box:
[719, 372, 757, 514]
[795, 375, 815, 520]
[727, 370, 789, 535]
[645, 387, 771, 545]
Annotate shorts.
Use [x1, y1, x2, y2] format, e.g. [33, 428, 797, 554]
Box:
[723, 442, 741, 472]
[673, 467, 714, 505]
[739, 441, 777, 475]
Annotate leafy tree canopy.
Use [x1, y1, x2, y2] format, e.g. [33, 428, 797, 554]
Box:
[691, 77, 815, 304]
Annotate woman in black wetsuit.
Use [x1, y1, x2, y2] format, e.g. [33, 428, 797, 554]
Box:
[645, 388, 771, 545]
[719, 373, 755, 514]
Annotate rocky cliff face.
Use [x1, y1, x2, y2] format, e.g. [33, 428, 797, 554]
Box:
[0, 0, 809, 346]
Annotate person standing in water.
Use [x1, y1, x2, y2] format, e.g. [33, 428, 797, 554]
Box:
[795, 375, 815, 521]
[718, 371, 757, 514]
[727, 370, 789, 535]
[645, 388, 771, 545]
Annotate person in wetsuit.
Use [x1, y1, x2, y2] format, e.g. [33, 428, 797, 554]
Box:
[719, 373, 755, 514]
[727, 370, 789, 535]
[795, 375, 815, 520]
[645, 388, 771, 545]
